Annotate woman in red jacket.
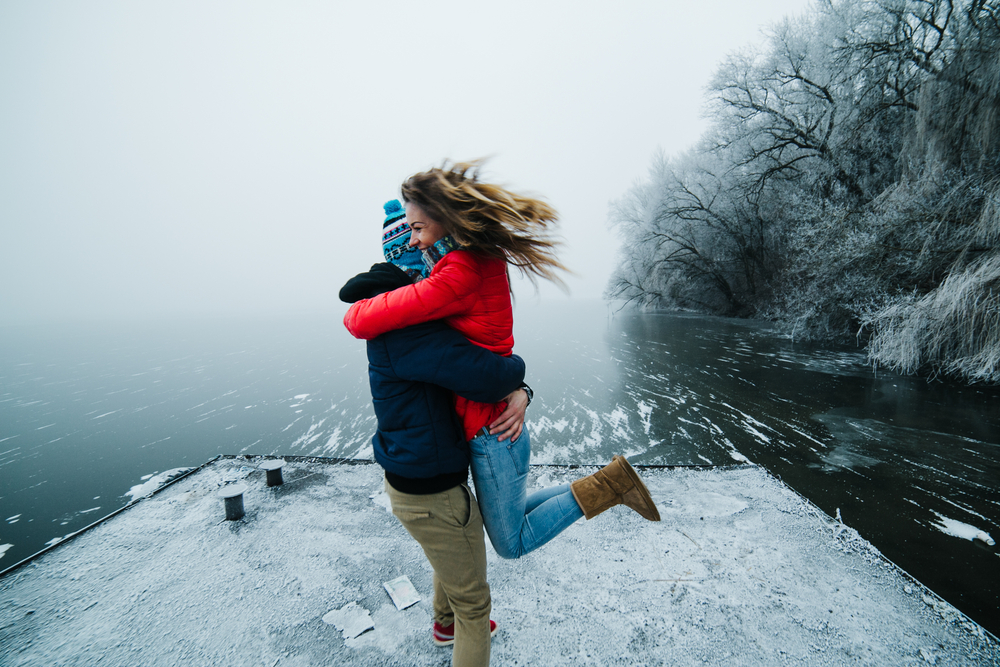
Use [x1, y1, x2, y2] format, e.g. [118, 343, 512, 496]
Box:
[345, 161, 660, 559]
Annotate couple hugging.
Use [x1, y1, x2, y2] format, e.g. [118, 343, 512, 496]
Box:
[340, 160, 659, 667]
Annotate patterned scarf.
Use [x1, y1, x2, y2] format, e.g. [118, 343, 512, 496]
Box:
[422, 235, 462, 274]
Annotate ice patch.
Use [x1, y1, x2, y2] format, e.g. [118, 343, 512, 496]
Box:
[577, 405, 604, 449]
[743, 423, 771, 444]
[606, 405, 632, 441]
[291, 418, 327, 449]
[721, 402, 774, 443]
[729, 451, 750, 464]
[44, 533, 73, 548]
[669, 491, 748, 517]
[0, 543, 12, 559]
[535, 472, 557, 488]
[7, 514, 21, 522]
[636, 400, 653, 435]
[323, 602, 374, 640]
[529, 416, 569, 434]
[125, 468, 193, 502]
[368, 488, 392, 513]
[931, 512, 995, 545]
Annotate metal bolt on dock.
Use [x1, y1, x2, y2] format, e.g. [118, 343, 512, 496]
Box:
[219, 483, 247, 520]
[259, 459, 285, 487]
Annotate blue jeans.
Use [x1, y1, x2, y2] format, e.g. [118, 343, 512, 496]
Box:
[468, 427, 584, 559]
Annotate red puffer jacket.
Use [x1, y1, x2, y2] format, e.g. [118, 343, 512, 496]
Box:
[344, 250, 514, 440]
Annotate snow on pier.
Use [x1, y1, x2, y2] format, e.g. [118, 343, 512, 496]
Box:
[1, 457, 997, 665]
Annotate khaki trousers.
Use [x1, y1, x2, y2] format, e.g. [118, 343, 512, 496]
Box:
[385, 479, 492, 667]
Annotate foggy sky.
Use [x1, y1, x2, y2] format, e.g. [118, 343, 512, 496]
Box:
[0, 0, 808, 325]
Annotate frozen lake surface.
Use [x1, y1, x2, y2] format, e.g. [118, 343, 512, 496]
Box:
[1, 301, 998, 633]
[2, 457, 996, 666]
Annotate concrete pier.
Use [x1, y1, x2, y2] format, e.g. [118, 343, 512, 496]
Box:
[1, 457, 996, 666]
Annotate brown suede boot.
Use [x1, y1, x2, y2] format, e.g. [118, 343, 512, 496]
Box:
[570, 455, 660, 521]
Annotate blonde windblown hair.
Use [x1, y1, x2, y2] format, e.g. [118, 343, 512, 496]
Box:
[400, 160, 568, 286]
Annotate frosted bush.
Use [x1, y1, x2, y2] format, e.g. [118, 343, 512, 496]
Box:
[607, 0, 1000, 383]
[864, 254, 1000, 383]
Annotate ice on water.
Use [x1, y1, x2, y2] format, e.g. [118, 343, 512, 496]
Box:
[931, 511, 995, 546]
[125, 468, 194, 503]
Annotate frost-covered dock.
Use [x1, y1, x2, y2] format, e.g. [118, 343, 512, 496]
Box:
[1, 457, 997, 666]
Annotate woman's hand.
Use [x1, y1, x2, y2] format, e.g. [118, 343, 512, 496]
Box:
[489, 388, 529, 442]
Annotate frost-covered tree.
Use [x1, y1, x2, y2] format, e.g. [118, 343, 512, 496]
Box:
[608, 149, 789, 316]
[859, 0, 1000, 380]
[608, 0, 1000, 383]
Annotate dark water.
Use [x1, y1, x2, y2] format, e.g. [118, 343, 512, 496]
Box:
[1, 302, 998, 634]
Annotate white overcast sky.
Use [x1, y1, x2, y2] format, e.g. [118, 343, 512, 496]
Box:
[0, 0, 809, 325]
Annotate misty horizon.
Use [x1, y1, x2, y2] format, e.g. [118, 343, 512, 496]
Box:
[1, 1, 809, 326]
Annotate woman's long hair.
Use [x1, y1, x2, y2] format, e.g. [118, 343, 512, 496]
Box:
[401, 160, 568, 286]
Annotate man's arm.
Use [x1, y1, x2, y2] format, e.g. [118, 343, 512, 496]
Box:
[380, 321, 525, 404]
[339, 263, 411, 303]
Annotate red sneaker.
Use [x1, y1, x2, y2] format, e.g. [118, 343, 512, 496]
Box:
[432, 619, 498, 646]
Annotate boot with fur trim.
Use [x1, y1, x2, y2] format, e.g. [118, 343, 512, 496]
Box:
[570, 455, 660, 521]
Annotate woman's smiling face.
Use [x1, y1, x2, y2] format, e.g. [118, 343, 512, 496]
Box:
[405, 202, 448, 250]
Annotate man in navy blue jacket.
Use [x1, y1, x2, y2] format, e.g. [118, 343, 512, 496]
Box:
[341, 260, 525, 667]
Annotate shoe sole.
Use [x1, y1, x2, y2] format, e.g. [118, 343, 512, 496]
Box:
[434, 623, 498, 646]
[615, 455, 661, 521]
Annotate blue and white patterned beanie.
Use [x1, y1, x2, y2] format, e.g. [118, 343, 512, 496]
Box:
[381, 200, 427, 280]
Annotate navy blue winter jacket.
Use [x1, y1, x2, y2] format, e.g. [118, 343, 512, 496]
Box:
[341, 264, 525, 480]
[367, 323, 524, 478]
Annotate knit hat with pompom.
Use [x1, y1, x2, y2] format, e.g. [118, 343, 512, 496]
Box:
[381, 200, 427, 280]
